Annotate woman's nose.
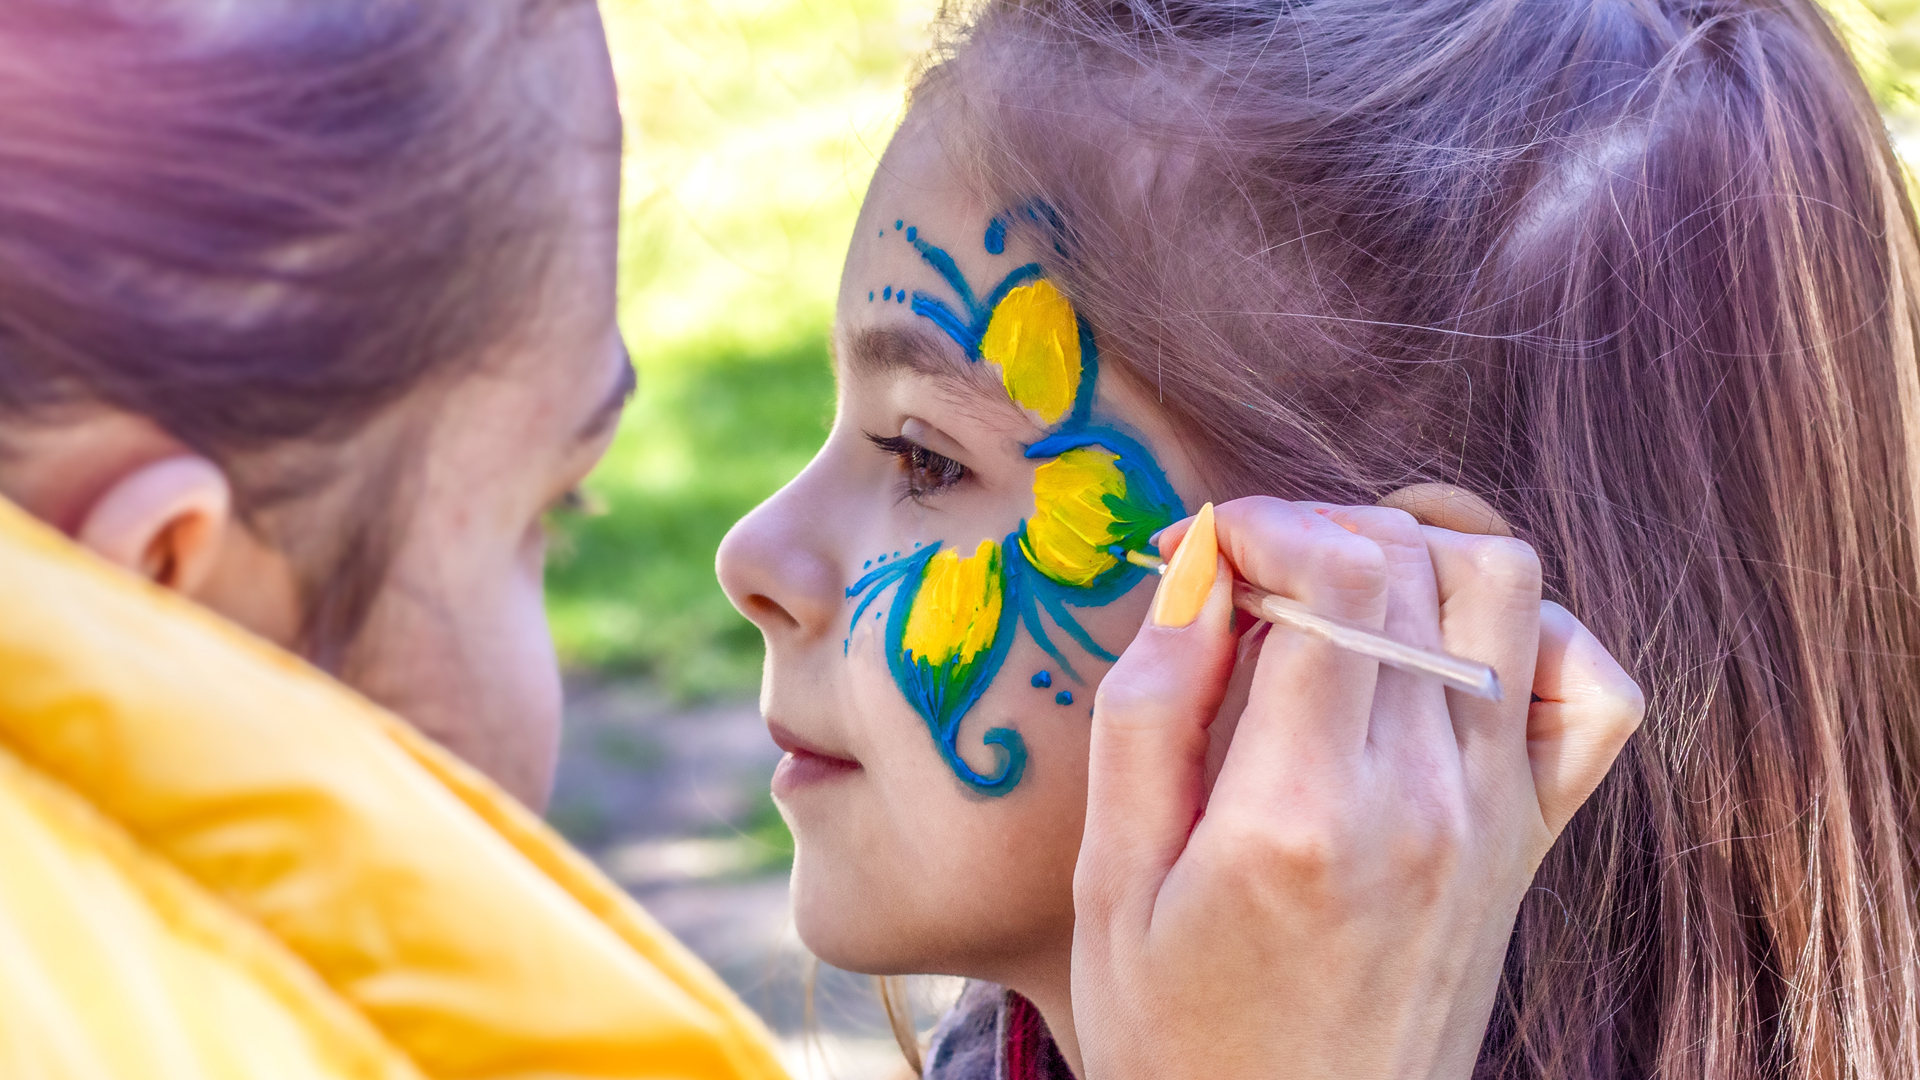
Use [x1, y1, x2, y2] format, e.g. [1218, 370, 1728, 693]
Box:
[716, 478, 844, 642]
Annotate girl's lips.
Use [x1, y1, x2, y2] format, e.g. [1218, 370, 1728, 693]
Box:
[768, 721, 860, 796]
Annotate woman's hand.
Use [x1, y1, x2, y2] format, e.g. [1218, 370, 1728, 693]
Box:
[1070, 496, 1643, 1080]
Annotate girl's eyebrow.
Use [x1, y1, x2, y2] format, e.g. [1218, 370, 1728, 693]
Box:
[843, 324, 1001, 399]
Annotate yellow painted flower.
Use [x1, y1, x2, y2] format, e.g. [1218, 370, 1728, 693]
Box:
[1021, 446, 1131, 587]
[902, 540, 1003, 667]
[979, 280, 1082, 425]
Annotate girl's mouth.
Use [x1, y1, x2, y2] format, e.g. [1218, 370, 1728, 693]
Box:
[768, 721, 861, 795]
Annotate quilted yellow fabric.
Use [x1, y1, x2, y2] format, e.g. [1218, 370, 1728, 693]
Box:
[0, 497, 789, 1080]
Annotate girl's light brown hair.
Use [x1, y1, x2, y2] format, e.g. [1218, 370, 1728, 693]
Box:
[919, 0, 1920, 1074]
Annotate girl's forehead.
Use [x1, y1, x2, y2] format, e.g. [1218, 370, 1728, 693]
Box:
[841, 128, 1018, 313]
[847, 218, 1007, 305]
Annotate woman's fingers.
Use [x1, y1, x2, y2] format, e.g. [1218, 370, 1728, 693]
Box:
[1527, 600, 1644, 835]
[1422, 527, 1543, 765]
[1318, 505, 1444, 651]
[1201, 499, 1395, 773]
[1077, 496, 1644, 1080]
[1207, 498, 1394, 627]
[1081, 555, 1237, 929]
[1317, 505, 1452, 756]
[1105, 497, 1629, 887]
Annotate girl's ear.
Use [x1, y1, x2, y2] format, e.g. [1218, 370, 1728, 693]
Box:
[76, 455, 233, 595]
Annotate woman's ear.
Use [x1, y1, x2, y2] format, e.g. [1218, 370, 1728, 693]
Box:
[75, 455, 233, 595]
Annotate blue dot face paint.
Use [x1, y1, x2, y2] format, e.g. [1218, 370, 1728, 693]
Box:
[846, 211, 1185, 796]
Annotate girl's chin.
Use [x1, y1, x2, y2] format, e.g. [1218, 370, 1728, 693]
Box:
[786, 844, 929, 973]
[790, 905, 919, 977]
[789, 874, 882, 971]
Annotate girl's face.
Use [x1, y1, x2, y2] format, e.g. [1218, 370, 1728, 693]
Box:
[719, 113, 1206, 982]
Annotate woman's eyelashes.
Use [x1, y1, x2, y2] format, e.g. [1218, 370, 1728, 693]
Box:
[866, 432, 968, 502]
[540, 485, 606, 540]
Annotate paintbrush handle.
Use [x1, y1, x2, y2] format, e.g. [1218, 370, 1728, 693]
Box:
[1122, 546, 1503, 700]
[1231, 581, 1504, 702]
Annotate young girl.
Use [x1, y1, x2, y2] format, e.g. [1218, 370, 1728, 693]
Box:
[0, 0, 1476, 1075]
[719, 0, 1920, 1075]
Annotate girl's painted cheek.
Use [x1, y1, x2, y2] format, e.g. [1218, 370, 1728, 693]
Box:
[901, 541, 1003, 668]
[850, 209, 1182, 796]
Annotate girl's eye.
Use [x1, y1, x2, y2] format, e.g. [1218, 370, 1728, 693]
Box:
[866, 432, 968, 500]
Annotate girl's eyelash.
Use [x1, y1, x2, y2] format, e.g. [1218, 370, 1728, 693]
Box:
[866, 432, 968, 500]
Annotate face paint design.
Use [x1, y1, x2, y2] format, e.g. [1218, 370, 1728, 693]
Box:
[848, 210, 1183, 795]
[980, 280, 1083, 426]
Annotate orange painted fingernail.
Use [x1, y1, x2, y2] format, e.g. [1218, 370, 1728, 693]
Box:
[1316, 506, 1362, 535]
[1150, 502, 1217, 628]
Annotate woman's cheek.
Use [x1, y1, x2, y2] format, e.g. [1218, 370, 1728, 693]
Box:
[447, 523, 564, 806]
[507, 542, 565, 769]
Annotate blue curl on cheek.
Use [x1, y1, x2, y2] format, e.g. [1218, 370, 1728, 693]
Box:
[846, 544, 1028, 796]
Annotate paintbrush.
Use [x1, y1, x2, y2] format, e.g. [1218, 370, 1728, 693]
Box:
[1116, 532, 1504, 703]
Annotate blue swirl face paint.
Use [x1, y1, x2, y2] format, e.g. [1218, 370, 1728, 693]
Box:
[846, 211, 1184, 796]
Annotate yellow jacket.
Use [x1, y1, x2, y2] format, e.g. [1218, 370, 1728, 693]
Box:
[0, 497, 790, 1080]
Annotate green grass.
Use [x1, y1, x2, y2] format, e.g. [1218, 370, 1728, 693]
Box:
[546, 334, 833, 695]
[545, 0, 937, 696]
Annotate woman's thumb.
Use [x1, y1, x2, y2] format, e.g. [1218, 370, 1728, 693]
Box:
[1526, 600, 1644, 836]
[1079, 513, 1237, 930]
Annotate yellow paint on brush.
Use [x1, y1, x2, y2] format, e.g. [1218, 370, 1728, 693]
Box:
[979, 280, 1082, 425]
[1022, 446, 1129, 587]
[1150, 502, 1218, 629]
[902, 540, 1003, 667]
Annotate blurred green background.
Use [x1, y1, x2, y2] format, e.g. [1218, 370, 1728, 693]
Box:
[551, 0, 1920, 702]
[546, 0, 937, 697]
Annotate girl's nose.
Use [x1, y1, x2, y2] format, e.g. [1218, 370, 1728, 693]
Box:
[716, 480, 844, 642]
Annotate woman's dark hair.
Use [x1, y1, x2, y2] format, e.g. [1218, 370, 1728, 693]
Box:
[0, 0, 584, 665]
[921, 0, 1920, 1075]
